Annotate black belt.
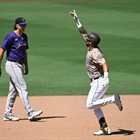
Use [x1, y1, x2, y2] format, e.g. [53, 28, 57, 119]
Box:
[94, 77, 100, 80]
[8, 60, 24, 64]
[90, 77, 100, 81]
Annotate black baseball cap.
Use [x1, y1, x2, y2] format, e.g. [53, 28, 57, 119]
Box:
[15, 17, 27, 25]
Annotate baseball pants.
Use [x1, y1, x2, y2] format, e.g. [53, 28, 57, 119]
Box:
[86, 76, 115, 120]
[4, 60, 33, 115]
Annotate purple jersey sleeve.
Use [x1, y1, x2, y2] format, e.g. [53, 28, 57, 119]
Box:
[1, 32, 29, 61]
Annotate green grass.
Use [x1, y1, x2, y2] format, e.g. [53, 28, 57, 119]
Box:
[0, 1, 140, 95]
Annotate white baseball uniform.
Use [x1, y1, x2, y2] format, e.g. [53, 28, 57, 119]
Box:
[86, 47, 115, 120]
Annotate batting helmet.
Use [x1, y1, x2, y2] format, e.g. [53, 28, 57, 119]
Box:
[86, 32, 100, 46]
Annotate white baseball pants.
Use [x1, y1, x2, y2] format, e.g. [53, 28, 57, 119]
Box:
[4, 60, 33, 115]
[86, 76, 115, 120]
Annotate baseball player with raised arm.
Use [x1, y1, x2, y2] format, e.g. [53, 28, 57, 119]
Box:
[70, 10, 123, 135]
[0, 17, 43, 121]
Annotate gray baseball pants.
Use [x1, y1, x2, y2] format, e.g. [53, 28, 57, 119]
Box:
[4, 60, 33, 115]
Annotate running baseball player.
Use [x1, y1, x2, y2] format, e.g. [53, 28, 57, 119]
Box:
[70, 10, 123, 135]
[0, 17, 43, 121]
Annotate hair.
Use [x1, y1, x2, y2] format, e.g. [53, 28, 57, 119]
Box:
[14, 25, 17, 30]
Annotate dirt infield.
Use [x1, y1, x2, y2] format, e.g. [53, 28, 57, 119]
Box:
[0, 95, 139, 140]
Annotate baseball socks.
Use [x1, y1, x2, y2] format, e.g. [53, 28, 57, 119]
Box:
[94, 117, 111, 135]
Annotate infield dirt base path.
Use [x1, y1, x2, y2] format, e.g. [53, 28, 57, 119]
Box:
[0, 95, 139, 140]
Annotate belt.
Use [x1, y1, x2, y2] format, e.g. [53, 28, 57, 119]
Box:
[94, 77, 100, 80]
[90, 77, 100, 81]
[8, 60, 24, 64]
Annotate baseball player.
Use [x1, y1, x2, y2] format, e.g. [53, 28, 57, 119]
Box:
[0, 17, 43, 121]
[70, 10, 123, 135]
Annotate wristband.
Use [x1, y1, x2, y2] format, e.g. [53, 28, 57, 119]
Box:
[76, 19, 82, 28]
[104, 72, 109, 78]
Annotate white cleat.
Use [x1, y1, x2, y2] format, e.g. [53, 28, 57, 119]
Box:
[3, 115, 20, 121]
[114, 94, 123, 111]
[28, 110, 43, 120]
[94, 127, 111, 136]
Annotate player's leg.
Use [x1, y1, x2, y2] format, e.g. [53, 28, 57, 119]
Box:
[5, 61, 43, 120]
[4, 79, 18, 115]
[93, 82, 112, 134]
[92, 107, 108, 131]
[3, 79, 19, 121]
[87, 77, 122, 111]
[5, 61, 33, 114]
[93, 108, 111, 135]
[86, 77, 112, 135]
[86, 79, 100, 109]
[86, 77, 114, 110]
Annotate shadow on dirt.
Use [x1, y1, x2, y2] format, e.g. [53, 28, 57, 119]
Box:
[111, 129, 136, 135]
[20, 116, 66, 122]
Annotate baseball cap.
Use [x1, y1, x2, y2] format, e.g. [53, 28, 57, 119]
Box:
[15, 17, 27, 25]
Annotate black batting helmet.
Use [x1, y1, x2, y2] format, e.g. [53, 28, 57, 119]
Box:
[86, 32, 100, 46]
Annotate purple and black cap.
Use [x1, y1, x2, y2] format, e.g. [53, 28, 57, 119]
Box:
[15, 17, 27, 26]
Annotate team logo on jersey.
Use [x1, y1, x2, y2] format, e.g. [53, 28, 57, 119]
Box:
[14, 42, 27, 49]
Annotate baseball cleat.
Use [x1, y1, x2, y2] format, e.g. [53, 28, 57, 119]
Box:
[3, 114, 20, 121]
[94, 127, 111, 136]
[28, 110, 43, 120]
[114, 94, 123, 111]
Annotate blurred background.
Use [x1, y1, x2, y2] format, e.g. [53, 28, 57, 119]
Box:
[0, 0, 140, 95]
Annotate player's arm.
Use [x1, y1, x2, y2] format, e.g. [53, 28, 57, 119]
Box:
[0, 48, 5, 77]
[70, 10, 88, 43]
[23, 50, 29, 75]
[0, 48, 5, 65]
[101, 59, 110, 87]
[97, 54, 109, 87]
[102, 61, 109, 73]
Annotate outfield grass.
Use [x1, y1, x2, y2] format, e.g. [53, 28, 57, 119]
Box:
[0, 1, 140, 95]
